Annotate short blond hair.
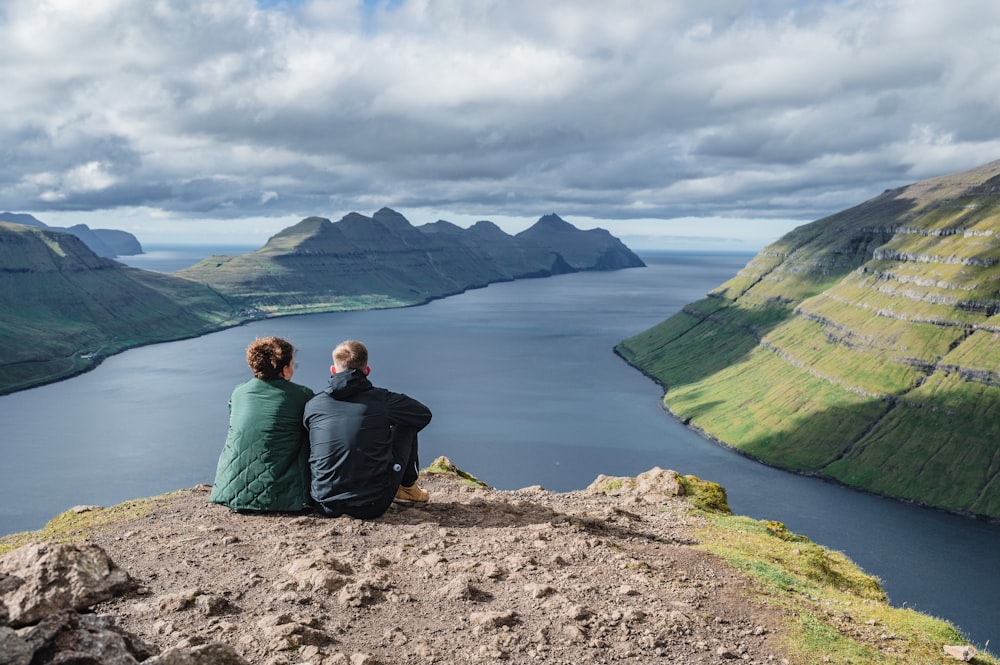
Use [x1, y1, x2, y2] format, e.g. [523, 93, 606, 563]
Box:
[332, 340, 368, 371]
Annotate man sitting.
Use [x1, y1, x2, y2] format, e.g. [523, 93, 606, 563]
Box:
[304, 340, 433, 519]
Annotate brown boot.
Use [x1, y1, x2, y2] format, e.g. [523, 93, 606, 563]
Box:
[394, 483, 429, 503]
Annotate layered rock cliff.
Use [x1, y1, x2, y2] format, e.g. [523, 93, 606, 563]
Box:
[617, 159, 1000, 519]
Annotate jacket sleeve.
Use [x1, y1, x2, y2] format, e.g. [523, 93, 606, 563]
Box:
[385, 391, 432, 431]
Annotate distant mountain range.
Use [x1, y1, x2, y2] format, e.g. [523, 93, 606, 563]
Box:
[0, 210, 643, 394]
[0, 212, 143, 258]
[617, 159, 1000, 520]
[177, 208, 644, 313]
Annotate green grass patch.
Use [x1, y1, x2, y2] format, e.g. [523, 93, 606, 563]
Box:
[676, 474, 731, 513]
[0, 491, 185, 556]
[589, 477, 625, 493]
[823, 375, 1000, 516]
[695, 513, 996, 664]
[423, 456, 491, 488]
[663, 346, 883, 469]
[619, 299, 795, 392]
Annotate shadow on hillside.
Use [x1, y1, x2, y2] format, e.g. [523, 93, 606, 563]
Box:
[668, 398, 727, 424]
[728, 391, 999, 520]
[625, 305, 788, 393]
[638, 191, 933, 393]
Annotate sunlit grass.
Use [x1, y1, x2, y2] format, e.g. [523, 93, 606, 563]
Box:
[618, 186, 1000, 520]
[691, 511, 997, 665]
[2, 468, 993, 665]
[0, 491, 184, 556]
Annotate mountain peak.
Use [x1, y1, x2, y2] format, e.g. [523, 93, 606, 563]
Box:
[260, 216, 335, 254]
[266, 216, 332, 240]
[0, 212, 46, 227]
[418, 220, 464, 235]
[532, 213, 576, 232]
[372, 207, 412, 229]
[467, 220, 508, 237]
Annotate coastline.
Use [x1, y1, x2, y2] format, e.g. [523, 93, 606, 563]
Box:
[1, 242, 644, 397]
[3, 251, 1000, 650]
[0, 283, 477, 397]
[612, 347, 1000, 525]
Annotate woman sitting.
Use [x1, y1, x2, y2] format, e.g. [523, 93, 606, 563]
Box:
[210, 336, 314, 512]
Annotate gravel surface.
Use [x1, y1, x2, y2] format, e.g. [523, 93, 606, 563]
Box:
[84, 468, 789, 664]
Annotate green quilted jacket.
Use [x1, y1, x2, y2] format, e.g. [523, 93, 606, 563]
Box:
[210, 377, 315, 511]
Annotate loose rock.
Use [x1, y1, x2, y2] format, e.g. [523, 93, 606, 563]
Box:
[0, 542, 133, 627]
[3, 468, 792, 664]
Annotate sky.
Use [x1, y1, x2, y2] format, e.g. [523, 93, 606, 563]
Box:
[3, 0, 1000, 250]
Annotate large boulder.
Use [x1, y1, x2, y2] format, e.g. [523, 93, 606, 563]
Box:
[0, 541, 252, 664]
[587, 466, 686, 500]
[17, 610, 157, 664]
[0, 542, 133, 627]
[145, 643, 251, 664]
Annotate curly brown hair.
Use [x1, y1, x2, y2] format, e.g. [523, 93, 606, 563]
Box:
[246, 337, 295, 380]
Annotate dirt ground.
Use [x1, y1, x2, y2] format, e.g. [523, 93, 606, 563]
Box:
[81, 468, 790, 664]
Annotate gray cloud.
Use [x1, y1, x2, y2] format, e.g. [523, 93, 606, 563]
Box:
[3, 0, 1000, 235]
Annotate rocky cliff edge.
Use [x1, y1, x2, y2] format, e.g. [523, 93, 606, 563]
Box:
[0, 460, 988, 665]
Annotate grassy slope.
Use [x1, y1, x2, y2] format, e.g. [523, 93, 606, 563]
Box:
[617, 160, 1000, 519]
[695, 509, 995, 664]
[0, 223, 241, 395]
[175, 214, 509, 311]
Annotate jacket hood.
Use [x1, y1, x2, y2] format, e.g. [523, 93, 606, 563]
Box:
[325, 368, 372, 399]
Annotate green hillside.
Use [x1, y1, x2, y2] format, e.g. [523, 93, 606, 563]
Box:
[617, 160, 1000, 519]
[0, 222, 238, 394]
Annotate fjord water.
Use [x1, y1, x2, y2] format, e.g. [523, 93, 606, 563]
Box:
[1, 250, 997, 647]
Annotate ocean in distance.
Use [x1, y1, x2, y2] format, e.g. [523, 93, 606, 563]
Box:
[0, 248, 997, 648]
[117, 244, 259, 273]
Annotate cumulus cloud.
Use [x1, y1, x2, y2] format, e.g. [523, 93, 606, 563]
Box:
[2, 0, 1000, 241]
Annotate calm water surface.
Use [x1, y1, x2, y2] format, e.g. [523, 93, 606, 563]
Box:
[1, 251, 997, 647]
[117, 244, 257, 272]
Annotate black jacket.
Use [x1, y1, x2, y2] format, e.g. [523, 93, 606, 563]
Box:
[304, 369, 432, 510]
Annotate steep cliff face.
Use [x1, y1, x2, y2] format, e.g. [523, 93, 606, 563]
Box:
[617, 160, 1000, 519]
[177, 209, 645, 310]
[0, 223, 233, 394]
[88, 228, 144, 256]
